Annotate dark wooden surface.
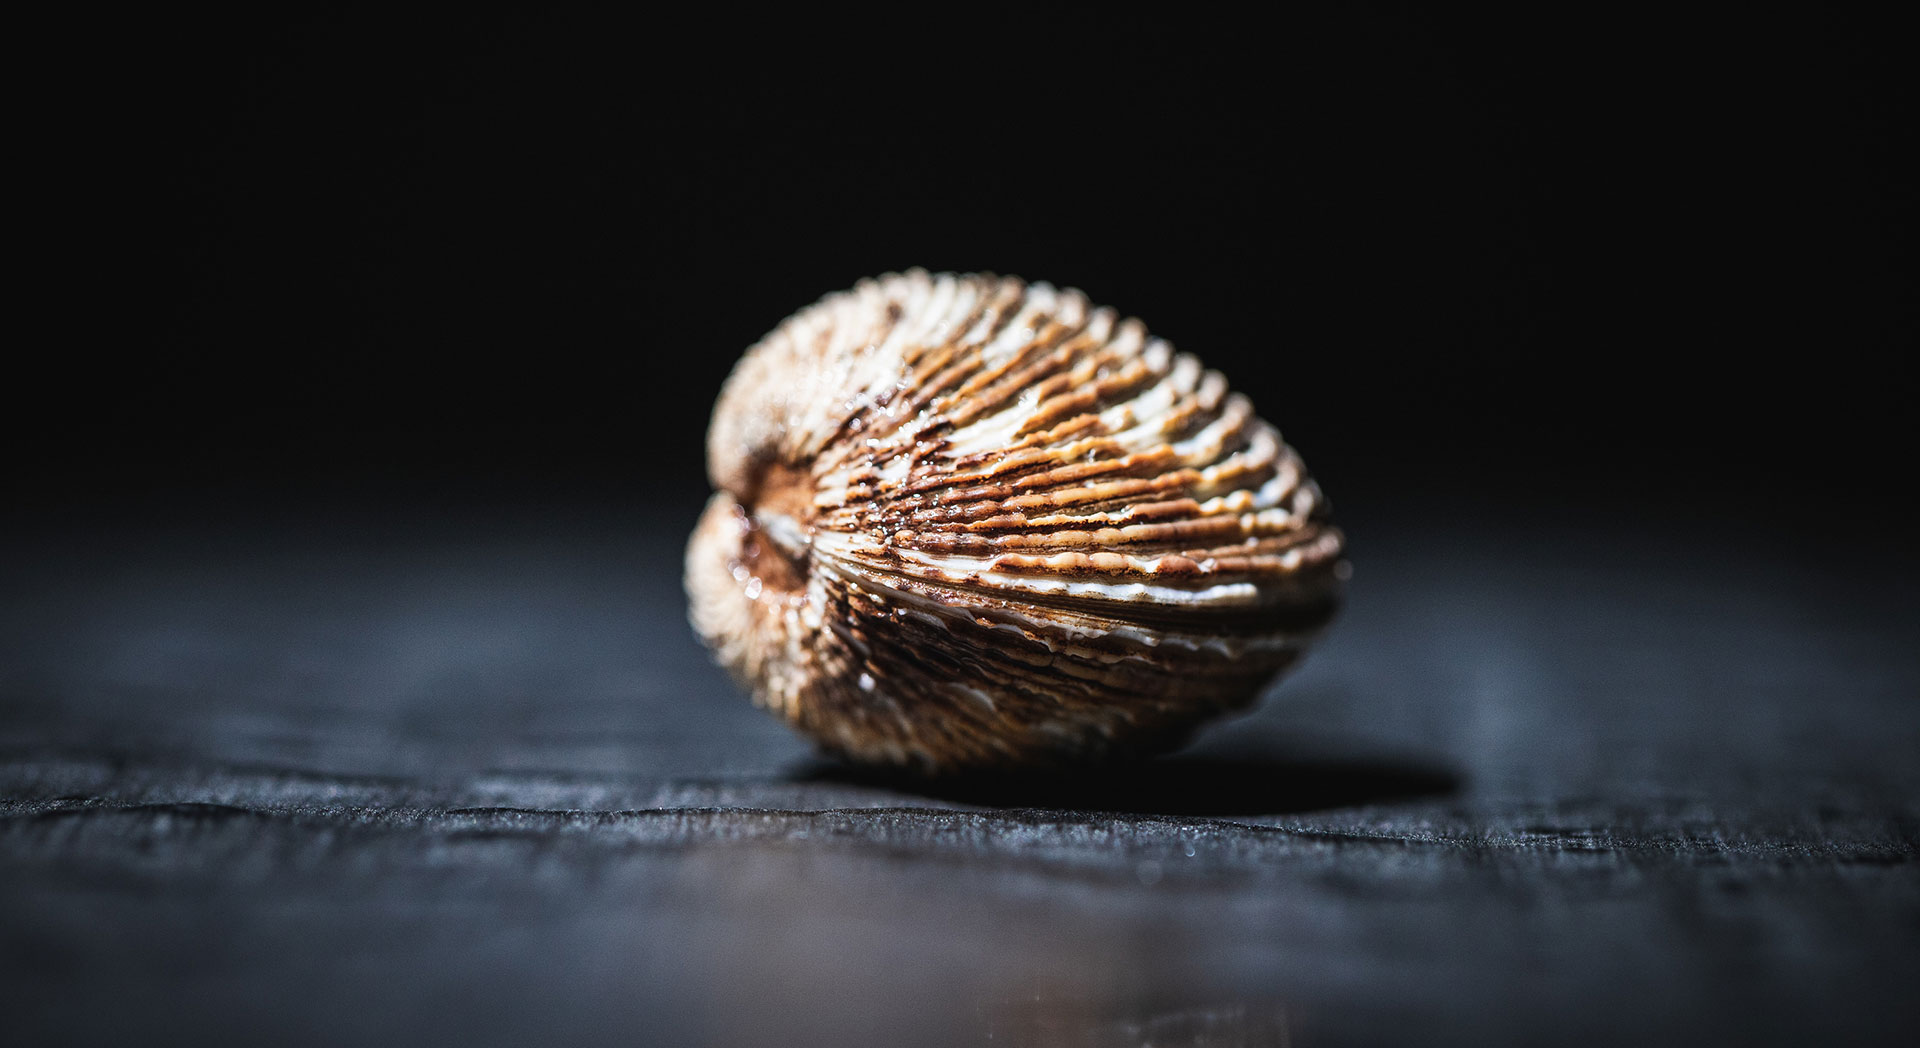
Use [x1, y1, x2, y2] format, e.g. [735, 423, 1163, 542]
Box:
[3, 499, 1916, 1046]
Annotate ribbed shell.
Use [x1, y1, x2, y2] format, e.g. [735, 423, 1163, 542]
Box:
[685, 271, 1344, 771]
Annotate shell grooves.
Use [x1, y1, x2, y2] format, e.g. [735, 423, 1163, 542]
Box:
[687, 271, 1345, 771]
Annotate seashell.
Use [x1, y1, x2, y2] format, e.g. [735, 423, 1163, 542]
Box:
[685, 270, 1345, 772]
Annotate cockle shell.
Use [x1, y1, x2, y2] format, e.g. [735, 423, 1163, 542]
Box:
[685, 271, 1344, 772]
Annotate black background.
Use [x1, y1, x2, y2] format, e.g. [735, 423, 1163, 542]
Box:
[16, 8, 1913, 528]
[6, 11, 1917, 1045]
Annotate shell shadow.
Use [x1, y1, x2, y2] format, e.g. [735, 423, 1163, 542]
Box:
[790, 746, 1462, 817]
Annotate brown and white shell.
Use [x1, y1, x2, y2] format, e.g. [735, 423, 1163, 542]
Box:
[685, 271, 1344, 772]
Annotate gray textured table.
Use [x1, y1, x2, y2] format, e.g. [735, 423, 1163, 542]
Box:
[3, 496, 1915, 1046]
